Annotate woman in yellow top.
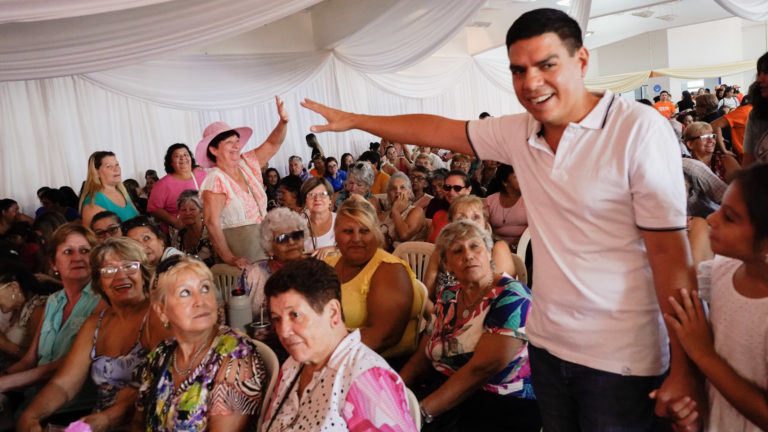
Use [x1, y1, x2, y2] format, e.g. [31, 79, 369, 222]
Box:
[325, 195, 425, 363]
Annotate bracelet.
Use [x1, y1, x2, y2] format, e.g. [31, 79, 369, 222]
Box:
[419, 403, 434, 426]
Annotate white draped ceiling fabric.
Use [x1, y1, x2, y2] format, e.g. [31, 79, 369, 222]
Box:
[0, 0, 746, 212]
[714, 0, 768, 21]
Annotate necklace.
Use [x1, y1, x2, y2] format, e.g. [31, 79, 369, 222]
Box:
[459, 276, 495, 318]
[172, 330, 214, 376]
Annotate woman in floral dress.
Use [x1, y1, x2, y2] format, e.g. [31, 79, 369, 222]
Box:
[134, 256, 266, 431]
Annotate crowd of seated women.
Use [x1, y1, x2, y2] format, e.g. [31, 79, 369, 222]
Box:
[0, 115, 543, 430]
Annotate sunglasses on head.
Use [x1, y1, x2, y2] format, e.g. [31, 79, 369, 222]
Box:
[274, 230, 304, 244]
[95, 225, 121, 238]
[443, 184, 466, 192]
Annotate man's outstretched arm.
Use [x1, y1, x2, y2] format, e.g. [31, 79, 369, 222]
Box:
[301, 98, 473, 155]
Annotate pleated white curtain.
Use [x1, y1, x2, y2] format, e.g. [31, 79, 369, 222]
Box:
[0, 0, 322, 80]
[0, 0, 174, 24]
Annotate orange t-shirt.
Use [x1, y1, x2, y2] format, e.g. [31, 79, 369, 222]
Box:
[723, 105, 753, 155]
[653, 101, 675, 119]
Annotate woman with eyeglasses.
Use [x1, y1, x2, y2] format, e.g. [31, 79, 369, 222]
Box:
[241, 208, 310, 320]
[409, 166, 433, 210]
[0, 224, 105, 422]
[427, 170, 472, 243]
[333, 162, 382, 213]
[297, 177, 338, 260]
[323, 156, 347, 192]
[325, 195, 425, 365]
[17, 237, 168, 431]
[683, 122, 740, 183]
[135, 256, 266, 431]
[379, 172, 428, 252]
[122, 216, 184, 266]
[147, 143, 208, 231]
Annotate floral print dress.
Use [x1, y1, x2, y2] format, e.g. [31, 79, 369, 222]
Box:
[137, 326, 266, 431]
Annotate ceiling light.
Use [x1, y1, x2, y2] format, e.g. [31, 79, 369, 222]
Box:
[630, 9, 654, 18]
[467, 21, 492, 28]
[655, 14, 677, 21]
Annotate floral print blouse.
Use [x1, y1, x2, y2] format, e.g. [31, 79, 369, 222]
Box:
[137, 326, 266, 431]
[427, 274, 535, 398]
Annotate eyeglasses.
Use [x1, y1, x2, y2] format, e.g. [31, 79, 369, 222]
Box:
[696, 134, 715, 140]
[409, 175, 427, 182]
[274, 230, 304, 244]
[451, 162, 470, 168]
[94, 225, 121, 239]
[100, 261, 141, 277]
[443, 184, 467, 192]
[306, 191, 329, 200]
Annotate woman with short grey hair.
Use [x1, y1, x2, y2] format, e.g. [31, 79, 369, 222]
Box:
[400, 219, 539, 431]
[333, 162, 381, 212]
[170, 189, 214, 266]
[242, 208, 309, 318]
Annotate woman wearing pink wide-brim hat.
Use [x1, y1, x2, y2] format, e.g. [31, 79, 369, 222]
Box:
[198, 96, 289, 269]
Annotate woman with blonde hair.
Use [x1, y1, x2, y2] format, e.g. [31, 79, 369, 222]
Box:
[80, 151, 138, 227]
[134, 256, 266, 431]
[324, 195, 425, 364]
[683, 121, 740, 183]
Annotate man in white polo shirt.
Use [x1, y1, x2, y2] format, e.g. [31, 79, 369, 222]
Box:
[302, 8, 700, 431]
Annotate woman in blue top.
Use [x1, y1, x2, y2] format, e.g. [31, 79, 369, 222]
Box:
[79, 151, 139, 227]
[0, 224, 105, 414]
[17, 237, 168, 431]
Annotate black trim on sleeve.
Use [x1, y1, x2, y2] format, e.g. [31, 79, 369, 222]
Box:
[637, 225, 686, 232]
[465, 121, 480, 160]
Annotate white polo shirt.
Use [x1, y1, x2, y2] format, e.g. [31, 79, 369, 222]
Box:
[467, 91, 686, 376]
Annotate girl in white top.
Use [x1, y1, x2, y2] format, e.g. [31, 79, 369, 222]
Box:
[664, 164, 768, 431]
[299, 178, 338, 259]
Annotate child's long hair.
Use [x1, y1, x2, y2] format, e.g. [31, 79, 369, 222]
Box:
[731, 163, 768, 250]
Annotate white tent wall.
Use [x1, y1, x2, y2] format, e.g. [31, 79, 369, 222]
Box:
[0, 52, 525, 214]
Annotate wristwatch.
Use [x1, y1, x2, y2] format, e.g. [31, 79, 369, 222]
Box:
[419, 403, 434, 426]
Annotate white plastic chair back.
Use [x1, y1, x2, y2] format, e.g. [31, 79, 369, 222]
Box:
[254, 339, 280, 432]
[515, 228, 531, 281]
[211, 263, 241, 304]
[393, 241, 435, 283]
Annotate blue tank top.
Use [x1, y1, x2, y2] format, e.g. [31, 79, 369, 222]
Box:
[90, 309, 149, 412]
[83, 191, 138, 222]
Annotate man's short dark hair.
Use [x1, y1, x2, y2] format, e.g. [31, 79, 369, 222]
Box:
[358, 150, 382, 170]
[505, 8, 582, 54]
[264, 258, 342, 317]
[479, 112, 491, 119]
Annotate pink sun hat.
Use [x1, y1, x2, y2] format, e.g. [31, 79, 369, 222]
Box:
[195, 121, 253, 168]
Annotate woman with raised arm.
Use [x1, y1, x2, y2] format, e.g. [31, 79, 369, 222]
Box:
[198, 96, 289, 269]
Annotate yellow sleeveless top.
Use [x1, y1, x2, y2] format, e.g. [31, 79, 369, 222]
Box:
[326, 248, 424, 358]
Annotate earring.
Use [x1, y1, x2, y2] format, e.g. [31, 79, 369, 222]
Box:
[162, 321, 170, 329]
[53, 270, 60, 277]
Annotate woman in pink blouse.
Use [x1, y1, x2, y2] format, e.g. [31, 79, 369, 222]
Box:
[197, 96, 289, 269]
[147, 143, 207, 230]
[484, 164, 527, 250]
[262, 258, 417, 432]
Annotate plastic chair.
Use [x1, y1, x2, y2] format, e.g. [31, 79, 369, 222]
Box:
[510, 253, 528, 287]
[393, 241, 435, 283]
[253, 339, 280, 432]
[405, 386, 421, 430]
[211, 263, 241, 304]
[516, 227, 530, 262]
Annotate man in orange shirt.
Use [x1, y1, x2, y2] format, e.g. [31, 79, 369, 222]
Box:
[653, 90, 676, 119]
